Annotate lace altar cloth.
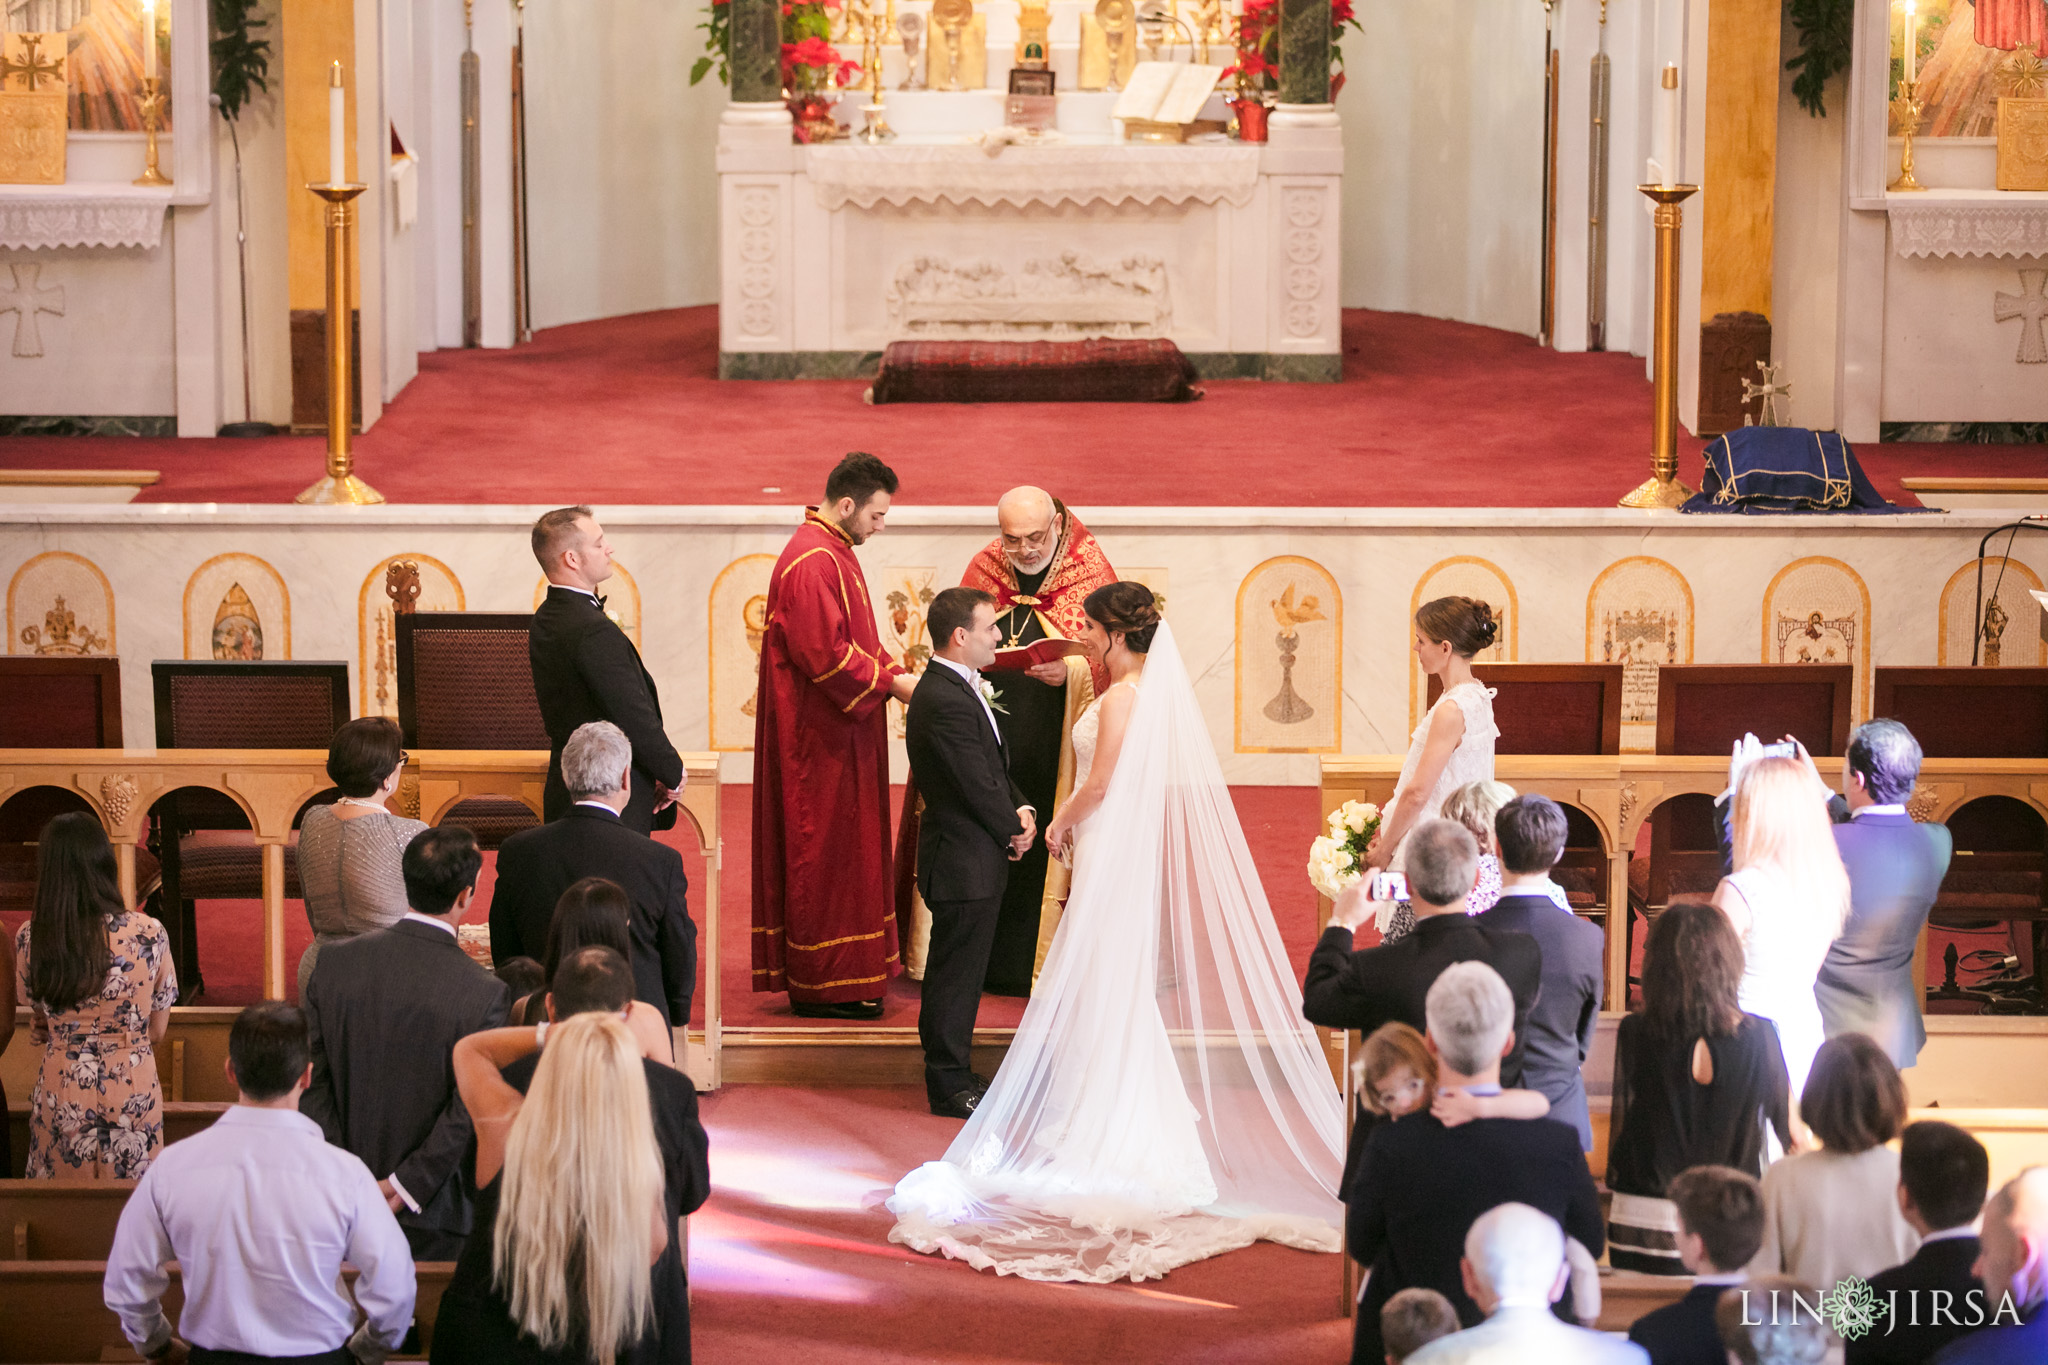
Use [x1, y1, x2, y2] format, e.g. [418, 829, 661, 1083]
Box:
[1888, 190, 2048, 259]
[0, 187, 171, 250]
[804, 143, 1262, 213]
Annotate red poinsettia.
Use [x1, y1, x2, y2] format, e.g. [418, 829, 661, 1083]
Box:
[782, 34, 861, 91]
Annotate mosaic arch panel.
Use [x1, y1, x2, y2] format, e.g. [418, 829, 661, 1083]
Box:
[1586, 556, 1695, 753]
[1762, 557, 1873, 719]
[184, 554, 290, 660]
[533, 561, 644, 650]
[358, 554, 464, 718]
[709, 554, 776, 751]
[7, 550, 114, 656]
[1937, 557, 2045, 666]
[876, 566, 937, 740]
[1408, 557, 1517, 731]
[1236, 555, 1341, 753]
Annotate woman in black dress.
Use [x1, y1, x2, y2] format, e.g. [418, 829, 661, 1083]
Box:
[433, 1011, 668, 1364]
[1606, 901, 1792, 1273]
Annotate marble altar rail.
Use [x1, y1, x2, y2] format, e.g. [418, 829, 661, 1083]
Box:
[0, 748, 725, 1089]
[2, 503, 2042, 786]
[1319, 754, 2048, 1006]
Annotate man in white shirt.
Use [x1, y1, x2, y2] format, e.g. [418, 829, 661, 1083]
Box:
[1409, 1202, 1647, 1365]
[104, 1001, 414, 1365]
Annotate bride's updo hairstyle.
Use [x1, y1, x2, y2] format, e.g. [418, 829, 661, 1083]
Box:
[1084, 581, 1161, 654]
[1414, 596, 1498, 659]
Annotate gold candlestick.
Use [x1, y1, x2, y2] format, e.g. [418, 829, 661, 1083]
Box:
[133, 75, 171, 186]
[295, 183, 384, 505]
[1891, 78, 1927, 192]
[1618, 183, 1699, 510]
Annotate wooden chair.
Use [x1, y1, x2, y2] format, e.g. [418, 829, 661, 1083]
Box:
[395, 612, 548, 847]
[0, 658, 133, 919]
[1654, 663, 1854, 758]
[1428, 662, 1624, 756]
[1872, 667, 2048, 760]
[149, 661, 351, 997]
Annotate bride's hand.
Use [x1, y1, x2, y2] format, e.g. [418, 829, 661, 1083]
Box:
[1045, 810, 1073, 859]
[1362, 834, 1392, 873]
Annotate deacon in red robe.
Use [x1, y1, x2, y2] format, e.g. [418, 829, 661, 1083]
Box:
[896, 488, 1119, 995]
[752, 455, 915, 1019]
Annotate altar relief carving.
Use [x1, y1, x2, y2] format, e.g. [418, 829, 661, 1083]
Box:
[0, 261, 60, 356]
[1996, 269, 2048, 362]
[1282, 187, 1327, 338]
[735, 186, 779, 339]
[887, 251, 1170, 336]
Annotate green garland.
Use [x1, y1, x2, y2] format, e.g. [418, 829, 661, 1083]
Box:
[210, 0, 272, 122]
[1784, 0, 1852, 117]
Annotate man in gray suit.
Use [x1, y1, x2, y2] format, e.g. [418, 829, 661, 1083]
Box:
[1718, 719, 1952, 1070]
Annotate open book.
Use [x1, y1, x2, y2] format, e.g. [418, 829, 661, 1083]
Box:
[988, 638, 1092, 673]
[1110, 61, 1225, 127]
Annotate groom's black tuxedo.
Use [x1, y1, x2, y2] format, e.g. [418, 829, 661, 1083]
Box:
[529, 583, 683, 833]
[905, 660, 1028, 1107]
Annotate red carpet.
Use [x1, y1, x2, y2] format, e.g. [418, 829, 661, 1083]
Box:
[1, 306, 2036, 507]
[692, 1083, 1350, 1363]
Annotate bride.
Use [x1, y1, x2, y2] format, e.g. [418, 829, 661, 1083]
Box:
[887, 582, 1345, 1283]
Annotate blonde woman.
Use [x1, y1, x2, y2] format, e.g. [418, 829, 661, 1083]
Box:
[1712, 754, 1851, 1116]
[1440, 779, 1516, 913]
[434, 1013, 667, 1365]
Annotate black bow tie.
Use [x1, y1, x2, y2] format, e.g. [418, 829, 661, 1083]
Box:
[592, 594, 608, 610]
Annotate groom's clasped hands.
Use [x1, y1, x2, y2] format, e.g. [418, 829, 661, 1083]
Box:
[1010, 807, 1037, 861]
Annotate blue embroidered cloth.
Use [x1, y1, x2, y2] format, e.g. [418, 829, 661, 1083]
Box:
[1679, 428, 1923, 514]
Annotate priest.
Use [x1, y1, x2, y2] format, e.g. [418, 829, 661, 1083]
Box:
[948, 487, 1117, 994]
[753, 454, 916, 1020]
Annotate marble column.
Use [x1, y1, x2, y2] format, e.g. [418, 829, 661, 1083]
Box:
[730, 0, 783, 104]
[1277, 0, 1330, 106]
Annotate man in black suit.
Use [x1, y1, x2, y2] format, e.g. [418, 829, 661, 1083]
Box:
[529, 505, 685, 833]
[502, 946, 710, 1364]
[1346, 961, 1605, 1365]
[1850, 1121, 1990, 1365]
[1716, 720, 1952, 1069]
[904, 587, 1035, 1118]
[1303, 819, 1541, 1191]
[490, 720, 697, 1026]
[1627, 1165, 1764, 1365]
[1474, 794, 1604, 1152]
[302, 826, 511, 1259]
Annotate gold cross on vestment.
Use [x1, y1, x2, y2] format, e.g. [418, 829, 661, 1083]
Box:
[1, 35, 63, 93]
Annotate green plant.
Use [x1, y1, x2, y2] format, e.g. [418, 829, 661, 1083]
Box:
[1785, 0, 1852, 116]
[690, 0, 730, 87]
[210, 0, 271, 120]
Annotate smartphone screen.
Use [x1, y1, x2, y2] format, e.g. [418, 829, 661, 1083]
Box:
[1371, 871, 1410, 902]
[1759, 741, 1797, 761]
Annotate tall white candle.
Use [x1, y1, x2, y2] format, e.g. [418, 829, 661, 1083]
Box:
[1660, 62, 1678, 187]
[1904, 0, 1918, 84]
[328, 61, 345, 187]
[141, 0, 156, 79]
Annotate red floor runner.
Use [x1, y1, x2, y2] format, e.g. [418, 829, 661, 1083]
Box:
[692, 1083, 1351, 1363]
[2, 306, 2037, 507]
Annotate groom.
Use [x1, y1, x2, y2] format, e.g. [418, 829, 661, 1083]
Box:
[905, 587, 1037, 1118]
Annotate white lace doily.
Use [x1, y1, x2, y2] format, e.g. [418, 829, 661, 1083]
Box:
[805, 143, 1262, 212]
[1889, 191, 2048, 259]
[0, 189, 171, 251]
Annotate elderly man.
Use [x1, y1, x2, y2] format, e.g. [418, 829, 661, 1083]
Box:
[1932, 1165, 2048, 1362]
[1345, 960, 1604, 1365]
[1408, 1203, 1647, 1364]
[910, 484, 1116, 996]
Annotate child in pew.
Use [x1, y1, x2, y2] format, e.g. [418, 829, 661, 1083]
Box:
[103, 1001, 414, 1364]
[1382, 1288, 1460, 1363]
[1626, 1165, 1766, 1365]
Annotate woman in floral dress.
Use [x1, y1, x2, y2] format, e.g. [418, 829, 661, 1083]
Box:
[14, 812, 177, 1179]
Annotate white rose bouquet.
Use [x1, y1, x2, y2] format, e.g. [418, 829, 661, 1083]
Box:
[1307, 799, 1381, 900]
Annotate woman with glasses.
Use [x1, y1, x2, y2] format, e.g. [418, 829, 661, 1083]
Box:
[296, 716, 429, 997]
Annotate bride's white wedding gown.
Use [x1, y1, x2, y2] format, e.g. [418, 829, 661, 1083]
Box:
[886, 623, 1344, 1283]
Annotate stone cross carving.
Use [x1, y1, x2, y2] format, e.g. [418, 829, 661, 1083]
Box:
[1995, 269, 2048, 364]
[1741, 361, 1793, 427]
[0, 262, 62, 357]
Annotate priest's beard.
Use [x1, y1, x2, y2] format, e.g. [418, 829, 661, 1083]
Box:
[1008, 549, 1054, 577]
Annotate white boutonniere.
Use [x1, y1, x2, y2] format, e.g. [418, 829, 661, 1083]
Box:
[979, 676, 1009, 715]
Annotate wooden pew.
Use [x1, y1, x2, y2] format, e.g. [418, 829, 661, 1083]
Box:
[0, 1179, 130, 1260]
[0, 1260, 453, 1363]
[7, 1103, 226, 1179]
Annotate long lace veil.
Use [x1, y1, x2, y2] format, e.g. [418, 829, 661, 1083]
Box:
[888, 622, 1345, 1282]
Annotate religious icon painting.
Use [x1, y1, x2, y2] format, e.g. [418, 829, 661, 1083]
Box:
[1407, 556, 1516, 731]
[356, 554, 463, 719]
[1763, 557, 1872, 718]
[533, 562, 643, 649]
[7, 549, 113, 655]
[1235, 556, 1340, 753]
[183, 553, 289, 661]
[1938, 556, 2046, 665]
[709, 553, 776, 751]
[1585, 556, 1694, 753]
[877, 567, 936, 740]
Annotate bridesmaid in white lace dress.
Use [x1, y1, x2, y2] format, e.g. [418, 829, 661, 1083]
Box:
[1367, 597, 1502, 942]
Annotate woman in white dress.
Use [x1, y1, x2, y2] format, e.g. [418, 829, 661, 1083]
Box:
[1366, 597, 1501, 942]
[1712, 753, 1849, 1126]
[888, 583, 1345, 1283]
